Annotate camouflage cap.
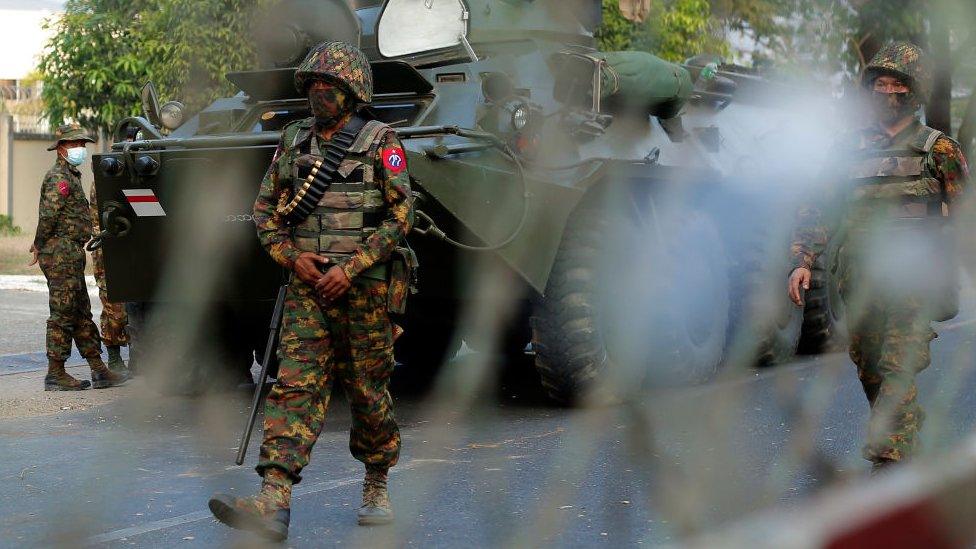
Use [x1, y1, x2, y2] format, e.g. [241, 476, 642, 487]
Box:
[47, 123, 95, 151]
[863, 42, 931, 102]
[294, 41, 373, 103]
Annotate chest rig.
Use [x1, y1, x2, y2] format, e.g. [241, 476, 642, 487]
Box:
[840, 123, 959, 321]
[279, 117, 394, 273]
[844, 123, 947, 223]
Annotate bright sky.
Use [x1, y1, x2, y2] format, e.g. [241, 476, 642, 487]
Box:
[0, 6, 61, 80]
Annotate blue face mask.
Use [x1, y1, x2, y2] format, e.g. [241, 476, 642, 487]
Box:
[65, 147, 87, 166]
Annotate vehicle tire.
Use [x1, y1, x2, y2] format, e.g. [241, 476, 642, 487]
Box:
[797, 245, 849, 354]
[726, 234, 802, 367]
[532, 203, 730, 404]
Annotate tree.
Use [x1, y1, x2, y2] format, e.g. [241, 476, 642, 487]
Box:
[597, 0, 729, 61]
[38, 0, 268, 136]
[37, 0, 158, 135]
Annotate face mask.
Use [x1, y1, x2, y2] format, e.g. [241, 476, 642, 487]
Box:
[65, 147, 88, 166]
[308, 85, 351, 128]
[871, 91, 918, 125]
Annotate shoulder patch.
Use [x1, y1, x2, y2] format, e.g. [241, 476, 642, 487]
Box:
[382, 146, 407, 174]
[932, 135, 959, 155]
[57, 180, 70, 197]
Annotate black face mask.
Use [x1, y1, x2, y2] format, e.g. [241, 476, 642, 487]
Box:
[871, 90, 918, 125]
[308, 86, 351, 129]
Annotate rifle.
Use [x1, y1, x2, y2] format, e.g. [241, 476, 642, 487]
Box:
[235, 277, 290, 466]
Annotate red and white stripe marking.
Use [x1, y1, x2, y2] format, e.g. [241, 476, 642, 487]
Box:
[123, 189, 166, 217]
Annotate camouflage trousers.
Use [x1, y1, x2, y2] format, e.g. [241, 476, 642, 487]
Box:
[847, 293, 933, 463]
[91, 246, 129, 346]
[39, 237, 102, 361]
[257, 277, 400, 483]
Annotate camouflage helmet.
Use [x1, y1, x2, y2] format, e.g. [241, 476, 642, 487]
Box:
[294, 41, 373, 103]
[862, 41, 931, 102]
[47, 122, 95, 151]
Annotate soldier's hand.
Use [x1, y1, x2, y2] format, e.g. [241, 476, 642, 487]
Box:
[28, 245, 38, 267]
[316, 266, 351, 301]
[788, 267, 812, 307]
[294, 252, 330, 286]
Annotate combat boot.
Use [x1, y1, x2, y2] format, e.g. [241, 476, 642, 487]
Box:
[870, 458, 898, 477]
[358, 466, 394, 526]
[209, 469, 292, 541]
[106, 345, 127, 373]
[44, 359, 91, 391]
[89, 356, 128, 389]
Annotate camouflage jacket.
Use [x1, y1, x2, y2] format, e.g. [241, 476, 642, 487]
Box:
[253, 116, 414, 281]
[33, 158, 93, 251]
[791, 120, 970, 271]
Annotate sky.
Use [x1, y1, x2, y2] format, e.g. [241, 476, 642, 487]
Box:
[0, 0, 63, 8]
[0, 3, 62, 79]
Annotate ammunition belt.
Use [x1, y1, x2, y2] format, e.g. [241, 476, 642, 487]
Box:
[278, 116, 368, 225]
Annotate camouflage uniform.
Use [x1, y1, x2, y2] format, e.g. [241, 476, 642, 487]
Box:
[89, 184, 129, 347]
[791, 43, 969, 464]
[254, 42, 413, 484]
[35, 130, 102, 364]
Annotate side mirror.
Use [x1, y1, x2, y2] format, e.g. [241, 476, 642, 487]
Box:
[378, 0, 469, 58]
[141, 82, 162, 128]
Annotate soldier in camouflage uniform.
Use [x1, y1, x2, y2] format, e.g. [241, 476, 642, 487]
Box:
[89, 184, 130, 373]
[29, 124, 129, 391]
[788, 43, 969, 472]
[209, 42, 413, 541]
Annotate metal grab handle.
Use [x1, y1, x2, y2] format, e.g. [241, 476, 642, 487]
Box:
[85, 206, 132, 251]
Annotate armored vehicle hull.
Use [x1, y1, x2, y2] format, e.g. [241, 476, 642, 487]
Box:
[94, 0, 841, 400]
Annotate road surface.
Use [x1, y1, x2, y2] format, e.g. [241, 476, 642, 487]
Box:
[1, 288, 974, 547]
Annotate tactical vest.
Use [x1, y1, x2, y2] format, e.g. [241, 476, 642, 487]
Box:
[845, 123, 947, 223]
[282, 118, 395, 280]
[841, 123, 959, 320]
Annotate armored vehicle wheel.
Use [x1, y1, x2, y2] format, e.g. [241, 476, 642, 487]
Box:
[532, 204, 730, 404]
[797, 245, 848, 354]
[726, 233, 802, 367]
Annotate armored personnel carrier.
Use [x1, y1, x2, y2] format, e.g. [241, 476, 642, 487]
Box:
[92, 0, 844, 401]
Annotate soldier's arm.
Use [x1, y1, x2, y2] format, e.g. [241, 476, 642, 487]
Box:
[790, 145, 849, 271]
[253, 140, 303, 270]
[339, 132, 414, 281]
[33, 172, 65, 250]
[930, 136, 970, 209]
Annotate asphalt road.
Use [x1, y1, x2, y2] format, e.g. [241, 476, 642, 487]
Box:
[1, 288, 975, 547]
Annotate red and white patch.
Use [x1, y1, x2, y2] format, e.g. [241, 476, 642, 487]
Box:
[382, 147, 407, 174]
[57, 181, 69, 198]
[123, 189, 167, 217]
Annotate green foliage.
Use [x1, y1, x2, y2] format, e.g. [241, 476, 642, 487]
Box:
[597, 0, 728, 61]
[38, 0, 268, 136]
[38, 0, 155, 135]
[0, 215, 22, 236]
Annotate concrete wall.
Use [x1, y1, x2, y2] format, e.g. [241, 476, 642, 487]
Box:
[0, 114, 94, 235]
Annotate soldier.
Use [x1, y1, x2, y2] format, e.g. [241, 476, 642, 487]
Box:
[209, 41, 413, 540]
[28, 123, 129, 391]
[788, 43, 969, 472]
[89, 184, 130, 374]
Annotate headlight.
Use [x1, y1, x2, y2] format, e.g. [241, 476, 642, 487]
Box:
[511, 103, 530, 131]
[160, 101, 186, 131]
